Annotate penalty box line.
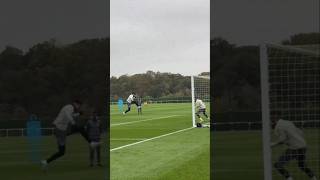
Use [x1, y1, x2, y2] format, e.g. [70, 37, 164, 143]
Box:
[110, 115, 181, 127]
[110, 127, 194, 152]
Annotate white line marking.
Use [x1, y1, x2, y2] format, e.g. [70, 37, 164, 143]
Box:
[110, 138, 147, 141]
[111, 115, 181, 127]
[110, 127, 194, 152]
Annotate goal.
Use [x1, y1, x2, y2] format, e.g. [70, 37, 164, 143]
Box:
[260, 43, 320, 180]
[191, 75, 210, 127]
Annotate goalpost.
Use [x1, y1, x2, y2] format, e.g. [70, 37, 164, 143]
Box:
[260, 43, 320, 180]
[191, 75, 210, 127]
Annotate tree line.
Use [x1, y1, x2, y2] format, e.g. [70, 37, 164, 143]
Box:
[0, 38, 108, 121]
[0, 32, 318, 123]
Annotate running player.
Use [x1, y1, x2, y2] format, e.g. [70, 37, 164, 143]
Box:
[41, 100, 89, 170]
[123, 92, 137, 114]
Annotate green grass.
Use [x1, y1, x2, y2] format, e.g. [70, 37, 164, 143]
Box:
[212, 129, 319, 180]
[0, 135, 108, 180]
[3, 103, 316, 180]
[0, 103, 209, 180]
[111, 103, 210, 180]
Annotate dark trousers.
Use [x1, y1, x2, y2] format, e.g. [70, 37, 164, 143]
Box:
[46, 125, 89, 164]
[196, 108, 208, 118]
[90, 144, 101, 165]
[125, 101, 139, 114]
[274, 148, 315, 178]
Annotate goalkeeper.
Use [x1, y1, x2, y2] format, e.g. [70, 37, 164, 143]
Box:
[271, 113, 317, 180]
[195, 98, 209, 123]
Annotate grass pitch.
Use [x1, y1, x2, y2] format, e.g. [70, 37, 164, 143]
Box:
[213, 129, 319, 180]
[0, 103, 209, 180]
[111, 103, 210, 180]
[0, 135, 108, 180]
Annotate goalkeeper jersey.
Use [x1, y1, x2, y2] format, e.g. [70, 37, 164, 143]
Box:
[274, 119, 306, 149]
[195, 99, 206, 109]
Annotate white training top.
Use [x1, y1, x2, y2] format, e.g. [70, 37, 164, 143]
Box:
[53, 104, 76, 131]
[195, 99, 206, 109]
[127, 94, 135, 103]
[274, 119, 306, 149]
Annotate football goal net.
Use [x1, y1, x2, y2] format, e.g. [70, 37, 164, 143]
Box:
[260, 43, 320, 180]
[191, 75, 210, 127]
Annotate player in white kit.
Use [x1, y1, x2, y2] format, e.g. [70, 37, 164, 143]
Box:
[271, 113, 317, 180]
[195, 99, 209, 123]
[123, 92, 138, 114]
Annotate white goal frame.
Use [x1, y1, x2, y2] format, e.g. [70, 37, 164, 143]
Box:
[260, 43, 319, 180]
[191, 75, 210, 127]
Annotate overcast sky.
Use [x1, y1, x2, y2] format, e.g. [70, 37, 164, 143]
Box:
[0, 0, 318, 77]
[0, 0, 108, 51]
[212, 0, 319, 45]
[110, 0, 210, 77]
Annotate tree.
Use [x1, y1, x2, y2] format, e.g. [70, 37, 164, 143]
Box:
[282, 32, 320, 45]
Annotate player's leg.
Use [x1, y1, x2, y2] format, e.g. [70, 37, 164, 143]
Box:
[124, 103, 131, 114]
[274, 149, 294, 179]
[68, 125, 90, 143]
[46, 145, 66, 164]
[46, 129, 67, 163]
[77, 126, 90, 143]
[89, 145, 94, 167]
[296, 148, 316, 179]
[96, 144, 102, 166]
[195, 110, 203, 123]
[43, 128, 67, 165]
[201, 108, 209, 119]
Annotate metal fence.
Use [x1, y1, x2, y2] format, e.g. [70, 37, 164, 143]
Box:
[212, 120, 319, 131]
[1, 120, 318, 137]
[0, 128, 54, 137]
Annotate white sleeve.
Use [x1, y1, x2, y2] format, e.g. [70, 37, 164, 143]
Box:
[195, 101, 199, 108]
[64, 106, 75, 125]
[275, 128, 287, 143]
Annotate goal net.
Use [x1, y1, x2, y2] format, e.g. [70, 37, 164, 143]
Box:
[191, 75, 210, 127]
[260, 44, 320, 180]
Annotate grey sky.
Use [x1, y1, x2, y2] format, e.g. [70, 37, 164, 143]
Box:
[0, 0, 108, 51]
[110, 0, 210, 77]
[1, 0, 318, 76]
[212, 0, 319, 45]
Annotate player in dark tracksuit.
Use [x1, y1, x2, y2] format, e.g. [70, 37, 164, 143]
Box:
[137, 97, 142, 115]
[86, 112, 103, 167]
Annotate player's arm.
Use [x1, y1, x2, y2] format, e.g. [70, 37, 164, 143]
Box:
[65, 106, 76, 125]
[195, 101, 200, 108]
[271, 128, 286, 148]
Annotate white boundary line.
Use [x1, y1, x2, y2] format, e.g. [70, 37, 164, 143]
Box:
[111, 115, 181, 127]
[110, 127, 194, 152]
[110, 138, 147, 141]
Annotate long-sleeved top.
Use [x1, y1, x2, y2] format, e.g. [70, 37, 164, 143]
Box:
[273, 119, 306, 149]
[53, 104, 76, 131]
